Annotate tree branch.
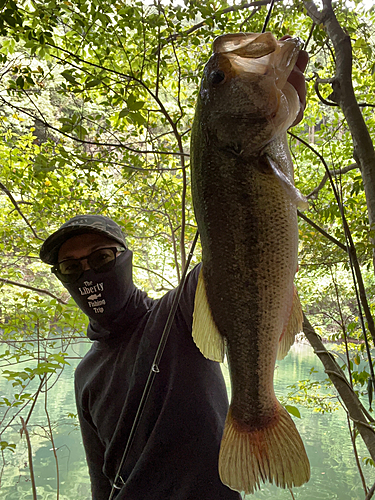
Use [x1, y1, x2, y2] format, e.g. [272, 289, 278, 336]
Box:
[160, 0, 272, 48]
[307, 163, 359, 199]
[0, 278, 68, 304]
[20, 417, 37, 500]
[365, 481, 375, 500]
[133, 264, 175, 289]
[0, 183, 42, 240]
[314, 76, 339, 107]
[303, 314, 375, 464]
[314, 75, 375, 109]
[297, 210, 347, 251]
[0, 97, 188, 158]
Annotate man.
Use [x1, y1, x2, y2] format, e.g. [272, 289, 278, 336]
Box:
[40, 215, 241, 500]
[40, 49, 308, 500]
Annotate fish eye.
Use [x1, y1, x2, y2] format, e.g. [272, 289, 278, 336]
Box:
[209, 70, 226, 85]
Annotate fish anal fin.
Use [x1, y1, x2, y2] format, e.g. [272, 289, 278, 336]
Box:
[277, 286, 303, 361]
[219, 404, 310, 494]
[192, 268, 225, 362]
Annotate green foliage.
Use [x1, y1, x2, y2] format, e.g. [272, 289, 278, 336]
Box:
[0, 440, 16, 452]
[0, 0, 375, 496]
[281, 368, 341, 414]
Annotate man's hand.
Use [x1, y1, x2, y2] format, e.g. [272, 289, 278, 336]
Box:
[280, 35, 309, 126]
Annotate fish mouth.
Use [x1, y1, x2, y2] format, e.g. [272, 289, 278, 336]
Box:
[212, 32, 303, 89]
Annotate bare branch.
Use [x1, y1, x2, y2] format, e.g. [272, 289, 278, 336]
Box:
[313, 75, 375, 109]
[20, 417, 37, 500]
[304, 21, 316, 51]
[133, 264, 175, 289]
[314, 76, 339, 107]
[365, 482, 375, 500]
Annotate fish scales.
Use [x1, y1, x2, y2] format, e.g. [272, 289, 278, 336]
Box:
[190, 33, 310, 494]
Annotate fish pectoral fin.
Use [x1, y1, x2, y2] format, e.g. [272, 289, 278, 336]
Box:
[264, 155, 308, 210]
[219, 404, 310, 494]
[277, 285, 303, 360]
[192, 268, 225, 362]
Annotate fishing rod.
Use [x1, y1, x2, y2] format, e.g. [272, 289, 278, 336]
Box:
[108, 231, 199, 499]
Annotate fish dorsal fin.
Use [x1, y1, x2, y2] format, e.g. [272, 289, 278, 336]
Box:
[265, 155, 308, 210]
[277, 285, 303, 360]
[192, 268, 225, 362]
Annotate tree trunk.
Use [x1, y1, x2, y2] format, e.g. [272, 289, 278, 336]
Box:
[304, 0, 375, 269]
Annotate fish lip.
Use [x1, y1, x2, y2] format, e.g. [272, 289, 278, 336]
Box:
[213, 32, 278, 58]
[211, 33, 303, 87]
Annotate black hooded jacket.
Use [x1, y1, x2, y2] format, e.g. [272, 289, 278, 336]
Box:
[74, 254, 241, 500]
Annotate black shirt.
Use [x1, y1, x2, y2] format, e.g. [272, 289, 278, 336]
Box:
[75, 264, 241, 500]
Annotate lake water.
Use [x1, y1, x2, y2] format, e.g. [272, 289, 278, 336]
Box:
[0, 341, 372, 499]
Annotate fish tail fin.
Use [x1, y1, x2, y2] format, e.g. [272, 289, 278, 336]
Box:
[219, 404, 310, 494]
[277, 285, 303, 360]
[192, 268, 225, 362]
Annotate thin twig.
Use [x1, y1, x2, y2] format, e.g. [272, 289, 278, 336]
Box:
[159, 0, 272, 48]
[20, 417, 38, 500]
[133, 264, 175, 288]
[44, 380, 59, 499]
[330, 270, 353, 387]
[1, 97, 187, 158]
[23, 375, 47, 430]
[347, 414, 369, 495]
[297, 210, 347, 251]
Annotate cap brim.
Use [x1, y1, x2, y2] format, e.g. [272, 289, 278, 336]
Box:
[40, 226, 125, 265]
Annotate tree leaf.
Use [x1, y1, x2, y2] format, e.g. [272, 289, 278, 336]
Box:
[285, 405, 301, 418]
[61, 70, 78, 85]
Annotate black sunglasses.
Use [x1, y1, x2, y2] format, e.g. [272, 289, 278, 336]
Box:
[52, 246, 126, 284]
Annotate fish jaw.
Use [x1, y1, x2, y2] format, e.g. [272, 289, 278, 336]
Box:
[197, 33, 302, 154]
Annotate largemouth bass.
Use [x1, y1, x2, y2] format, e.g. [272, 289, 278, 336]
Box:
[190, 32, 310, 494]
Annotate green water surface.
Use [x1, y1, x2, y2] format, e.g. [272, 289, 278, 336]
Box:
[0, 342, 372, 499]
